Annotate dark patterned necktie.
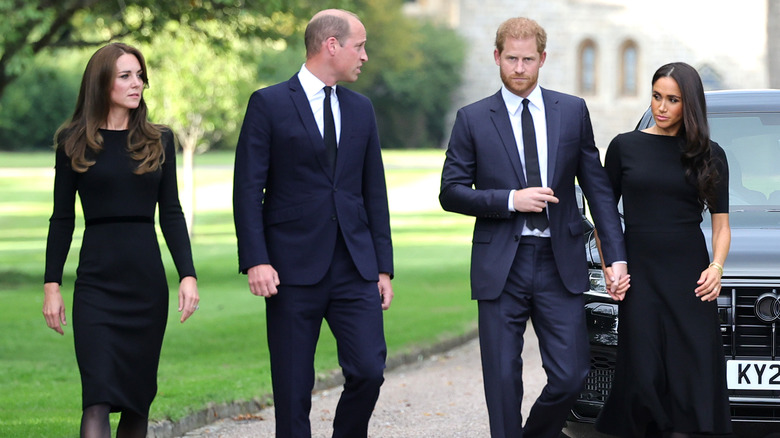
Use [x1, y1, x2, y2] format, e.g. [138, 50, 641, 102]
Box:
[323, 86, 337, 174]
[521, 98, 549, 231]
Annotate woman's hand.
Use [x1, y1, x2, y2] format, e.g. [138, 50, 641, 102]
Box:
[178, 276, 199, 323]
[695, 265, 722, 302]
[43, 282, 67, 335]
[700, 213, 730, 302]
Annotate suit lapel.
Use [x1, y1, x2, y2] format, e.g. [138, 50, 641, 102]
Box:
[542, 88, 561, 186]
[288, 75, 333, 179]
[490, 91, 527, 187]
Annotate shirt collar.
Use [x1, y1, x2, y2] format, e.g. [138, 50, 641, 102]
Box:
[501, 85, 543, 116]
[298, 64, 336, 99]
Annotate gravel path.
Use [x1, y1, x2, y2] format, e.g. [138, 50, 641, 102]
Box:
[179, 326, 546, 438]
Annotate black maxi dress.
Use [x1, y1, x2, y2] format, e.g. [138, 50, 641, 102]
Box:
[44, 128, 196, 417]
[595, 130, 732, 437]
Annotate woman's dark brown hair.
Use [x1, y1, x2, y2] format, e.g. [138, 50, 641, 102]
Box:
[55, 42, 163, 174]
[653, 62, 719, 209]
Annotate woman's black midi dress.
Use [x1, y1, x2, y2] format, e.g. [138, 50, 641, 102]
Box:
[45, 129, 196, 417]
[595, 130, 732, 436]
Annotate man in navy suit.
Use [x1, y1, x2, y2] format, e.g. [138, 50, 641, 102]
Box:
[440, 17, 628, 438]
[233, 9, 393, 438]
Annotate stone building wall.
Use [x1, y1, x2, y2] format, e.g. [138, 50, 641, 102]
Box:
[769, 0, 780, 88]
[406, 0, 769, 151]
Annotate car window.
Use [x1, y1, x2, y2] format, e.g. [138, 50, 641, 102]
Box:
[709, 113, 780, 206]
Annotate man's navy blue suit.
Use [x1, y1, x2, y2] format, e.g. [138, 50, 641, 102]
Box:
[440, 88, 626, 438]
[233, 73, 393, 438]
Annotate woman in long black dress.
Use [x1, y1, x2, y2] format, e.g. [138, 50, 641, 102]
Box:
[595, 62, 732, 437]
[42, 43, 199, 438]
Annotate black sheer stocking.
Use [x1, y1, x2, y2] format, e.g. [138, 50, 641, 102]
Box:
[116, 410, 148, 438]
[80, 403, 111, 438]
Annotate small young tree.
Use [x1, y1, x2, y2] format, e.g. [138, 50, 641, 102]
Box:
[143, 23, 257, 236]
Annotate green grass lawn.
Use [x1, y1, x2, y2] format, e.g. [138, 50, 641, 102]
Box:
[0, 149, 477, 437]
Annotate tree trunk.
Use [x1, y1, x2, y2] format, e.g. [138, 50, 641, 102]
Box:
[175, 116, 204, 238]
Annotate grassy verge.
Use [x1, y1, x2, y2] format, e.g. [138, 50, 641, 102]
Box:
[0, 149, 476, 437]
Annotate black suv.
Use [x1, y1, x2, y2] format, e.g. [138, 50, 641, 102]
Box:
[566, 90, 780, 438]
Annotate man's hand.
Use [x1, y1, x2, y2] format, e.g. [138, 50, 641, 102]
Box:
[512, 187, 558, 212]
[378, 273, 393, 310]
[604, 263, 630, 301]
[248, 264, 280, 297]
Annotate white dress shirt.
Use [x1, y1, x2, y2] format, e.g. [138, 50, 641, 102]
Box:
[503, 85, 550, 237]
[298, 64, 341, 145]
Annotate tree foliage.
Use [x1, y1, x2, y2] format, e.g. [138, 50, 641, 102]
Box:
[0, 0, 465, 152]
[0, 0, 320, 99]
[252, 0, 467, 148]
[0, 50, 86, 150]
[140, 21, 259, 232]
[350, 0, 466, 148]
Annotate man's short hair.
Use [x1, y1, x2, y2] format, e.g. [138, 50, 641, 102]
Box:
[495, 17, 547, 55]
[304, 10, 360, 57]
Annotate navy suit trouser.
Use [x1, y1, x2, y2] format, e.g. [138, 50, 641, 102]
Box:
[265, 231, 386, 438]
[478, 236, 590, 438]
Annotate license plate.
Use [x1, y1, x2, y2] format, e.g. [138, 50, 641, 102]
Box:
[727, 360, 780, 390]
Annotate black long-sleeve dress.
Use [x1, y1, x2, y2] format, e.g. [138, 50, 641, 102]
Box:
[595, 130, 731, 436]
[44, 128, 196, 417]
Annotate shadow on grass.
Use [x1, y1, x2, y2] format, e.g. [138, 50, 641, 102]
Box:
[0, 269, 40, 289]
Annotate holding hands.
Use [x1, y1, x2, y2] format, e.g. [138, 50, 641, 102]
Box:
[603, 264, 631, 301]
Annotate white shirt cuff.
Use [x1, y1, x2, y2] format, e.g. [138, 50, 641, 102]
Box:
[508, 190, 516, 212]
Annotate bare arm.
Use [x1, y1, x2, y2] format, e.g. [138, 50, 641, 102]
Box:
[695, 213, 731, 301]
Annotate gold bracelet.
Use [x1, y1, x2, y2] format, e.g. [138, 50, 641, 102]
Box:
[709, 262, 723, 277]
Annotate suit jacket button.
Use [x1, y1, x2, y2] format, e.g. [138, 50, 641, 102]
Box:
[514, 235, 520, 241]
[331, 215, 337, 221]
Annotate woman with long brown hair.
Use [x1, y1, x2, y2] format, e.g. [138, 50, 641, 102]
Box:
[595, 62, 732, 437]
[42, 42, 198, 438]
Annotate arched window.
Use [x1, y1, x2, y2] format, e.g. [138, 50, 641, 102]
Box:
[620, 41, 638, 96]
[578, 40, 597, 95]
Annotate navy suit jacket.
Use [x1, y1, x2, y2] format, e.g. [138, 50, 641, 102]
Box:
[440, 88, 625, 300]
[233, 74, 393, 285]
